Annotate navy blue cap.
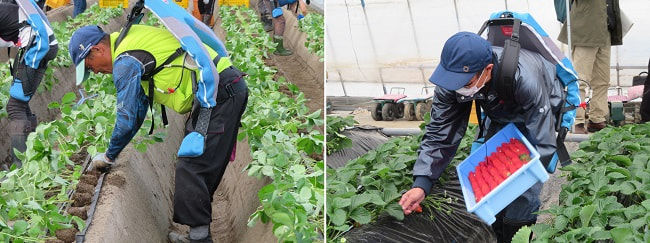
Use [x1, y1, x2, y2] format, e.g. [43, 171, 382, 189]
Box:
[68, 25, 107, 85]
[429, 32, 493, 91]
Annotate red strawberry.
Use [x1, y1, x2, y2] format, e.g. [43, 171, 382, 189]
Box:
[491, 164, 507, 182]
[490, 157, 510, 177]
[469, 171, 481, 197]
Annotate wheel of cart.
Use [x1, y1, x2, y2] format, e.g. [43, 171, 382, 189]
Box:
[371, 87, 407, 121]
[398, 86, 435, 121]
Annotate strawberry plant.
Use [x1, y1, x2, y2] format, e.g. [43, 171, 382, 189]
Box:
[220, 6, 324, 242]
[530, 123, 650, 242]
[326, 119, 477, 241]
[297, 13, 324, 60]
[326, 115, 357, 155]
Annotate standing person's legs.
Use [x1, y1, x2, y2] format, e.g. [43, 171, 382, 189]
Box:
[258, 0, 273, 32]
[272, 11, 292, 55]
[5, 44, 57, 169]
[172, 81, 248, 242]
[5, 98, 36, 169]
[587, 45, 611, 132]
[197, 0, 215, 27]
[572, 45, 598, 133]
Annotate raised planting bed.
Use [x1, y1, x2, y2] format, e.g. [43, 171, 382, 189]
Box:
[219, 6, 325, 242]
[326, 119, 490, 242]
[525, 122, 650, 242]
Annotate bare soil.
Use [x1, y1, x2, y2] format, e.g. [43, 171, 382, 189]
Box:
[79, 174, 98, 186]
[71, 192, 92, 207]
[106, 173, 126, 188]
[55, 228, 78, 243]
[75, 183, 95, 194]
[69, 149, 88, 165]
[68, 206, 89, 220]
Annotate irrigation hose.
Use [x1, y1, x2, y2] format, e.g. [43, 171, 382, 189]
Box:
[75, 172, 106, 243]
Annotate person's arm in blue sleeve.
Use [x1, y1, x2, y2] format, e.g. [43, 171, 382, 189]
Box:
[515, 72, 557, 166]
[23, 14, 49, 69]
[105, 55, 149, 161]
[412, 87, 472, 195]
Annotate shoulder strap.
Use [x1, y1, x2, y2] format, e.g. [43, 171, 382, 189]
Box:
[145, 47, 185, 135]
[114, 0, 145, 51]
[494, 19, 521, 103]
[475, 100, 486, 139]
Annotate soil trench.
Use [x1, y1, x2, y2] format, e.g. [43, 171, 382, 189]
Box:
[84, 2, 322, 242]
[249, 2, 325, 115]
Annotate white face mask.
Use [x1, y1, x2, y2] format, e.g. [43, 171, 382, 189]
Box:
[456, 69, 487, 97]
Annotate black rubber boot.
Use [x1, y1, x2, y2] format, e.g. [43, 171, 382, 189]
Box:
[273, 35, 292, 56]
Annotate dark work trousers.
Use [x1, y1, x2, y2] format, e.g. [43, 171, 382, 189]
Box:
[197, 0, 215, 15]
[173, 75, 248, 227]
[6, 44, 58, 167]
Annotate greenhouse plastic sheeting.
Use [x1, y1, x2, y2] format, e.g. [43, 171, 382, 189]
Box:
[342, 171, 496, 243]
[326, 0, 650, 97]
[327, 126, 390, 169]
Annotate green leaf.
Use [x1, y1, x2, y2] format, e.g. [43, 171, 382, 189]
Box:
[619, 181, 636, 195]
[607, 172, 627, 179]
[330, 209, 346, 226]
[592, 230, 610, 240]
[384, 203, 404, 221]
[271, 212, 293, 227]
[349, 207, 371, 224]
[610, 227, 633, 243]
[334, 198, 351, 208]
[298, 186, 312, 201]
[579, 204, 596, 227]
[350, 193, 372, 210]
[12, 220, 28, 235]
[511, 226, 532, 243]
[554, 215, 569, 230]
[62, 92, 77, 104]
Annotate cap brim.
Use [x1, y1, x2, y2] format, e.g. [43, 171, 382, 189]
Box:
[75, 59, 89, 86]
[428, 65, 475, 91]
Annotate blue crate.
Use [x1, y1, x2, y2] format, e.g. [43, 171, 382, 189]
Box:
[456, 123, 549, 224]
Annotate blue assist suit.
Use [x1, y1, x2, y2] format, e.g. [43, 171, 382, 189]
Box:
[105, 0, 230, 160]
[9, 0, 58, 102]
[272, 0, 297, 18]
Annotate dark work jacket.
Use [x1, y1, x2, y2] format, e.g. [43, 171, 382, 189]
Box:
[412, 47, 563, 195]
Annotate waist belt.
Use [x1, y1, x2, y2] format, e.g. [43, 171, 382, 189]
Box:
[215, 66, 247, 103]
